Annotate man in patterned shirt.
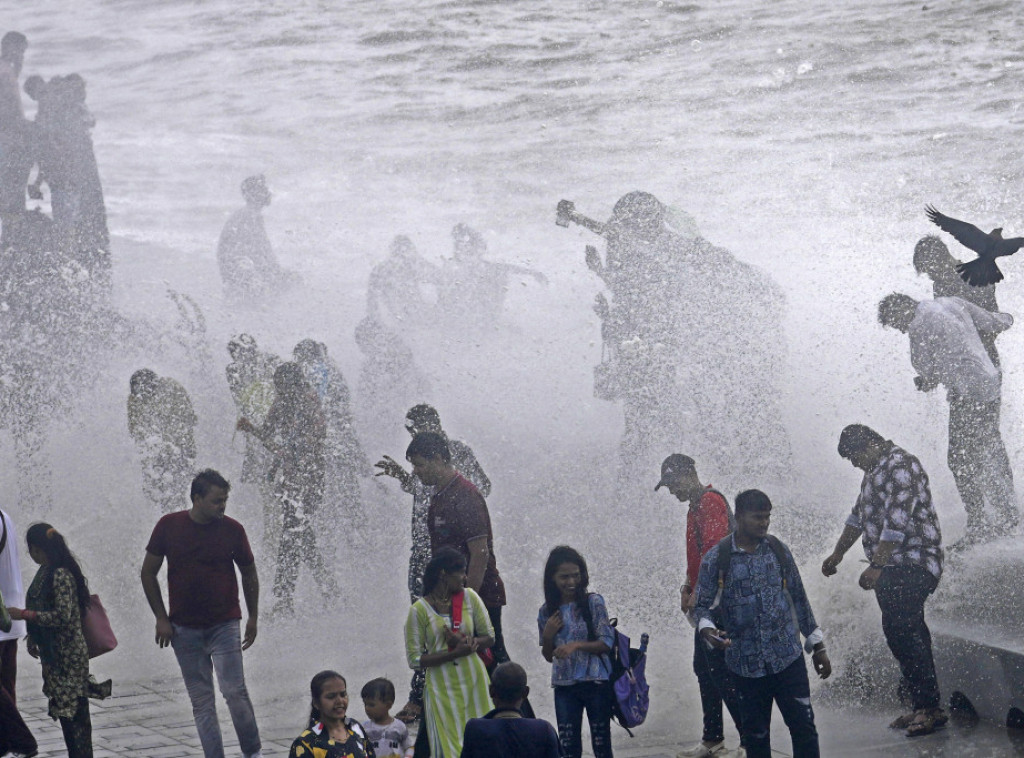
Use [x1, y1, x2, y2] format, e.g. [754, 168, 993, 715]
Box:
[693, 490, 830, 758]
[823, 424, 945, 737]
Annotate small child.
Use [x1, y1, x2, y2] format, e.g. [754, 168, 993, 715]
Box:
[361, 678, 414, 758]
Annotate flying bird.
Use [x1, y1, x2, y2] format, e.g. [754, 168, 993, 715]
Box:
[925, 205, 1024, 286]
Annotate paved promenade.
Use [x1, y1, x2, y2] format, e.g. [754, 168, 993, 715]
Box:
[13, 676, 1024, 758]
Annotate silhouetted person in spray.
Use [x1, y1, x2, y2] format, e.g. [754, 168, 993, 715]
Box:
[354, 316, 433, 449]
[437, 223, 546, 329]
[366, 234, 441, 325]
[23, 73, 109, 282]
[128, 368, 198, 514]
[293, 338, 370, 527]
[226, 334, 281, 553]
[913, 235, 1001, 367]
[564, 190, 790, 483]
[0, 32, 30, 248]
[217, 175, 300, 302]
[879, 293, 1018, 543]
[237, 362, 337, 614]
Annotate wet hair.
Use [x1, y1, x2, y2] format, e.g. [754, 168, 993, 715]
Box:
[129, 368, 158, 395]
[190, 469, 230, 501]
[360, 677, 396, 704]
[543, 546, 595, 641]
[490, 662, 528, 704]
[405, 404, 441, 430]
[228, 333, 257, 358]
[23, 74, 44, 100]
[913, 235, 952, 274]
[838, 424, 887, 458]
[734, 489, 773, 514]
[241, 174, 268, 203]
[273, 361, 307, 393]
[1, 32, 27, 56]
[451, 223, 486, 254]
[293, 339, 325, 364]
[389, 235, 415, 257]
[25, 523, 91, 614]
[611, 191, 665, 237]
[877, 293, 918, 330]
[420, 547, 466, 597]
[308, 670, 346, 726]
[405, 431, 451, 463]
[63, 73, 86, 102]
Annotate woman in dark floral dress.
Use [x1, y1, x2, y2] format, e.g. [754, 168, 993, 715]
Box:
[8, 523, 94, 757]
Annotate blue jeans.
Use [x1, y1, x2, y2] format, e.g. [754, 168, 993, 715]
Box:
[554, 681, 613, 758]
[734, 657, 818, 758]
[172, 620, 261, 758]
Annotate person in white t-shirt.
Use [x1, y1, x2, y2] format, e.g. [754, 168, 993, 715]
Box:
[879, 293, 1017, 544]
[0, 507, 36, 756]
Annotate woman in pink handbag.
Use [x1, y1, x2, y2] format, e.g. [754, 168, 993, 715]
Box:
[8, 523, 98, 757]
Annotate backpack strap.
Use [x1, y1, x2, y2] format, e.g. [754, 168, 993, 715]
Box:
[709, 533, 734, 612]
[705, 489, 736, 533]
[765, 535, 801, 632]
[450, 589, 465, 632]
[0, 512, 7, 556]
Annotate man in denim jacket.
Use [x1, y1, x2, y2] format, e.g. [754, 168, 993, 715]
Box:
[693, 490, 830, 758]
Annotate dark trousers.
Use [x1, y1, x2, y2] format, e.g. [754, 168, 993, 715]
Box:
[554, 682, 614, 758]
[735, 657, 818, 758]
[694, 628, 744, 744]
[948, 393, 1017, 533]
[1, 638, 17, 703]
[0, 687, 36, 756]
[0, 638, 34, 755]
[59, 696, 93, 758]
[875, 565, 940, 711]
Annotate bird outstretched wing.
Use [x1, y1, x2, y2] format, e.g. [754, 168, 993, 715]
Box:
[925, 205, 991, 254]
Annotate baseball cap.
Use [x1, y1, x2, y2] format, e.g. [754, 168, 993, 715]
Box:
[654, 454, 696, 491]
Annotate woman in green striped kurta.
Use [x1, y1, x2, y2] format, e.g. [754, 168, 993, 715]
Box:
[405, 548, 494, 758]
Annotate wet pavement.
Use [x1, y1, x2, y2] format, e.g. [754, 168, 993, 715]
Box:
[11, 676, 1024, 757]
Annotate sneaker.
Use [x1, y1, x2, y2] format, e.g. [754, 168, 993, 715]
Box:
[243, 752, 263, 758]
[677, 742, 727, 758]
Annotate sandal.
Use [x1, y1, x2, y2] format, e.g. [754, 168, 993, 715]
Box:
[889, 711, 916, 729]
[906, 707, 948, 737]
[395, 700, 422, 724]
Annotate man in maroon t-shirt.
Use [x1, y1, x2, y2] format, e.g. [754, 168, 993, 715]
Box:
[656, 454, 743, 758]
[141, 469, 263, 758]
[406, 432, 506, 654]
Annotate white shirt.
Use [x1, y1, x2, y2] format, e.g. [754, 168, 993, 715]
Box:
[909, 297, 1012, 403]
[0, 509, 26, 641]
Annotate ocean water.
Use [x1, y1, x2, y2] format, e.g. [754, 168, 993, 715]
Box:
[5, 0, 1024, 747]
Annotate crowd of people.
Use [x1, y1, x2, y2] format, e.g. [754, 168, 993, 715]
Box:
[0, 24, 1019, 758]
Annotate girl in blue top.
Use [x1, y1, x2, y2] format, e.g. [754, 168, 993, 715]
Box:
[538, 545, 616, 758]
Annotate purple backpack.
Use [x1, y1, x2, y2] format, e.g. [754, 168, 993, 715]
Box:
[608, 622, 650, 736]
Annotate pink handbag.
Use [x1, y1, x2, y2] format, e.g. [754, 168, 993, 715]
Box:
[82, 594, 117, 658]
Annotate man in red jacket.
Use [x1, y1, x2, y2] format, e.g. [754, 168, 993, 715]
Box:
[657, 454, 743, 758]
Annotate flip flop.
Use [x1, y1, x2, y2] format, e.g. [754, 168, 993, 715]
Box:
[906, 708, 948, 737]
[889, 711, 916, 729]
